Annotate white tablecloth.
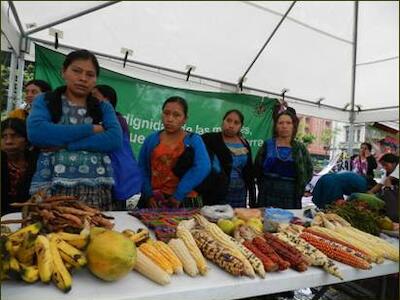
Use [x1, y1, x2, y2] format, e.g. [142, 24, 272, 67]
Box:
[1, 211, 399, 300]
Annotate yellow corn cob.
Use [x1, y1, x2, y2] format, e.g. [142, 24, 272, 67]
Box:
[152, 240, 183, 275]
[168, 238, 199, 277]
[194, 214, 255, 278]
[339, 227, 399, 262]
[309, 226, 382, 263]
[134, 249, 171, 285]
[139, 243, 174, 275]
[176, 226, 208, 275]
[333, 227, 386, 262]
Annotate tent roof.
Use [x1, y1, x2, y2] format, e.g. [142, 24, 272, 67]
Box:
[2, 1, 399, 121]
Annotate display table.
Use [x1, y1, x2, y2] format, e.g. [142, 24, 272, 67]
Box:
[1, 211, 399, 300]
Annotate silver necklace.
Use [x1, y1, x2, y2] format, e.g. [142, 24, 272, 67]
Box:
[275, 142, 292, 162]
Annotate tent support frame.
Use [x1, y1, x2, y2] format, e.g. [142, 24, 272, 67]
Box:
[5, 1, 398, 122]
[347, 1, 359, 156]
[240, 1, 296, 82]
[6, 51, 17, 112]
[7, 1, 25, 36]
[30, 37, 347, 114]
[24, 1, 121, 37]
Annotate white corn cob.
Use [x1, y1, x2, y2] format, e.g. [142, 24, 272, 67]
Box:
[134, 249, 171, 285]
[168, 238, 199, 277]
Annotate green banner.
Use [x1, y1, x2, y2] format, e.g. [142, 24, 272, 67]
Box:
[34, 45, 276, 157]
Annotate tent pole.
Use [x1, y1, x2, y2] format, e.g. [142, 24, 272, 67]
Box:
[347, 1, 359, 158]
[240, 1, 296, 81]
[359, 106, 399, 112]
[15, 56, 25, 109]
[25, 1, 121, 37]
[7, 1, 25, 36]
[6, 51, 17, 112]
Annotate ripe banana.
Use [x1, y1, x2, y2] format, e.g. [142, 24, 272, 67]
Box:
[1, 258, 10, 281]
[5, 238, 21, 256]
[122, 228, 150, 245]
[20, 265, 39, 283]
[9, 255, 20, 273]
[51, 235, 86, 268]
[16, 233, 36, 264]
[8, 223, 42, 243]
[35, 235, 53, 283]
[54, 232, 89, 250]
[49, 236, 72, 293]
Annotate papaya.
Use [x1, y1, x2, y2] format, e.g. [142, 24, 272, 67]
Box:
[348, 193, 385, 210]
[87, 228, 136, 281]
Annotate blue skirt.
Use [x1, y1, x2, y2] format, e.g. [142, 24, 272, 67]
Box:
[257, 173, 298, 209]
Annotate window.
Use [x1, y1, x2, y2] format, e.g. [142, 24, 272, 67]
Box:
[356, 129, 361, 142]
[345, 126, 349, 142]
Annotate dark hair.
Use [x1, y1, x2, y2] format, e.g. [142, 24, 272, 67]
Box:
[379, 153, 399, 164]
[44, 50, 102, 124]
[25, 80, 52, 93]
[1, 118, 27, 139]
[162, 96, 188, 117]
[273, 110, 299, 142]
[361, 142, 372, 152]
[95, 85, 117, 109]
[63, 49, 100, 76]
[223, 109, 244, 125]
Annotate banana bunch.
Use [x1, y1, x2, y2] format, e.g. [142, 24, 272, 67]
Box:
[122, 228, 150, 246]
[0, 222, 89, 293]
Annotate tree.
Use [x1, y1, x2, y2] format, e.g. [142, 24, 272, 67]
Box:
[320, 128, 332, 148]
[296, 117, 316, 146]
[1, 51, 35, 115]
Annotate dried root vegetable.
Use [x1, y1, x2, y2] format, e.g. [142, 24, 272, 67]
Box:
[11, 191, 114, 233]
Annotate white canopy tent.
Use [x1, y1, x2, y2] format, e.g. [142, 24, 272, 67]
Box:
[1, 1, 399, 127]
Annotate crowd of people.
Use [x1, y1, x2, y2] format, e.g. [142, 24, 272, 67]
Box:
[1, 49, 398, 221]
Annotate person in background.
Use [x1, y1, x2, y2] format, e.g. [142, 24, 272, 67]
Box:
[369, 153, 399, 222]
[27, 49, 122, 210]
[312, 172, 368, 209]
[138, 96, 210, 208]
[201, 109, 255, 207]
[369, 153, 399, 194]
[8, 80, 52, 120]
[351, 142, 377, 189]
[1, 118, 38, 215]
[255, 109, 313, 209]
[92, 84, 142, 210]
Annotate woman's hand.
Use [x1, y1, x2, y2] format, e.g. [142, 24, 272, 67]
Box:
[93, 124, 105, 134]
[167, 197, 181, 208]
[147, 197, 158, 208]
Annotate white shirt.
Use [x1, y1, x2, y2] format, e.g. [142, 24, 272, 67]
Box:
[380, 164, 399, 184]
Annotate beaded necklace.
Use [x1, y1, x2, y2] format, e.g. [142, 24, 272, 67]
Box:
[275, 141, 292, 162]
